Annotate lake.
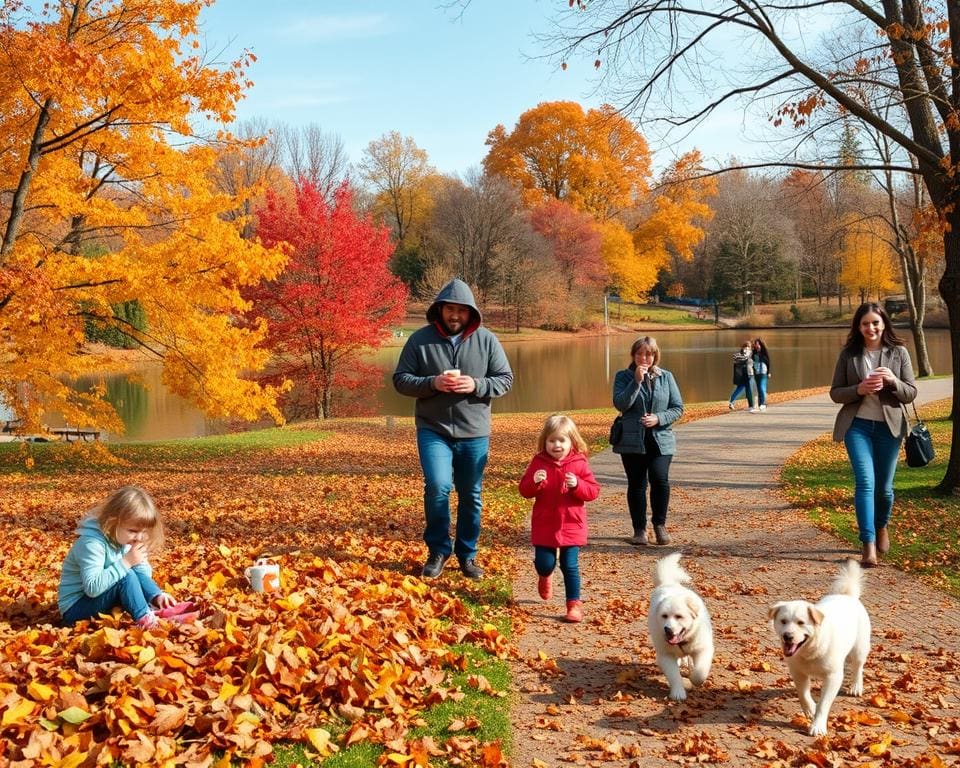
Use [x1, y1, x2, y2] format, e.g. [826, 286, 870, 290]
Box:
[80, 328, 953, 441]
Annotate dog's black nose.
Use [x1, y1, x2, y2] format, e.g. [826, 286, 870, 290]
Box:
[664, 627, 675, 639]
[783, 633, 793, 643]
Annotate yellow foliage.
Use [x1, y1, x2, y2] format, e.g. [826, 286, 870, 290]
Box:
[838, 214, 899, 300]
[0, 1, 287, 432]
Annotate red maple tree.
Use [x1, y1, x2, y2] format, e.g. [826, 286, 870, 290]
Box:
[248, 180, 408, 418]
[529, 199, 606, 292]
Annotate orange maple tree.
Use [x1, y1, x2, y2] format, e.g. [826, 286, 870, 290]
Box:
[0, 0, 287, 434]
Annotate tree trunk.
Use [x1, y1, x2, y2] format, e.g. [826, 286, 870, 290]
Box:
[935, 217, 960, 494]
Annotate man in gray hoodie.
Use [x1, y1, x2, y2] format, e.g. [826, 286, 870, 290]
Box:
[393, 279, 513, 579]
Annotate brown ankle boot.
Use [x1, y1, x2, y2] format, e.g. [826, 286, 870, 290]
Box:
[876, 527, 890, 554]
[653, 524, 671, 545]
[861, 542, 878, 568]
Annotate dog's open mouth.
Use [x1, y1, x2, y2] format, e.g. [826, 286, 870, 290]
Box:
[782, 637, 806, 657]
[666, 628, 686, 645]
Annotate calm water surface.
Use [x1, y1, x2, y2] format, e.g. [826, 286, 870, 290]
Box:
[88, 328, 953, 441]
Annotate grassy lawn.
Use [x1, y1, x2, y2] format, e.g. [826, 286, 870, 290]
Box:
[781, 398, 960, 596]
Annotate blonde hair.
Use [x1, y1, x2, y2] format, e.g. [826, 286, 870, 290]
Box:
[630, 336, 661, 366]
[93, 485, 164, 550]
[536, 414, 588, 455]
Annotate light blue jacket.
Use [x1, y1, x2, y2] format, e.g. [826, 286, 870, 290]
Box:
[57, 517, 153, 615]
[612, 365, 684, 455]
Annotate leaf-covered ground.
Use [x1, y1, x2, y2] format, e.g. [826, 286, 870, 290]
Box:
[0, 416, 541, 767]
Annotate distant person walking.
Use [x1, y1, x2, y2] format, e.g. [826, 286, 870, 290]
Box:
[393, 278, 514, 580]
[728, 341, 755, 411]
[519, 414, 600, 623]
[752, 338, 771, 410]
[830, 302, 917, 567]
[612, 336, 684, 546]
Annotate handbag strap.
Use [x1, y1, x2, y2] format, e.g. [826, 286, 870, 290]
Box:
[901, 401, 922, 427]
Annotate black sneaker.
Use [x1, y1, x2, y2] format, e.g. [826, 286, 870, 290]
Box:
[459, 558, 484, 580]
[421, 552, 449, 578]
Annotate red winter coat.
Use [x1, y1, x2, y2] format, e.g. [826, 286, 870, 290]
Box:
[518, 451, 600, 547]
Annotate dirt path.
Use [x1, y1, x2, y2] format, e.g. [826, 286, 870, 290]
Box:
[509, 380, 959, 767]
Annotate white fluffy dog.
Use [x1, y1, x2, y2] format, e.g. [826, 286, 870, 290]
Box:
[769, 559, 871, 736]
[648, 552, 714, 701]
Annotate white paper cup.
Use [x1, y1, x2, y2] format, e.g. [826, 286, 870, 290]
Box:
[443, 369, 460, 376]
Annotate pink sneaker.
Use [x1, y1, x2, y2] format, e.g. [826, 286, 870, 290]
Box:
[537, 575, 553, 600]
[565, 600, 583, 623]
[156, 601, 196, 618]
[136, 611, 159, 629]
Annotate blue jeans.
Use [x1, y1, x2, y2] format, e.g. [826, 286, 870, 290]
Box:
[729, 380, 754, 407]
[61, 568, 162, 625]
[534, 545, 581, 601]
[755, 374, 768, 406]
[843, 417, 902, 544]
[416, 428, 489, 561]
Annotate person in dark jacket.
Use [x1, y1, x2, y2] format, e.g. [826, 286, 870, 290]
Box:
[830, 302, 917, 567]
[728, 341, 755, 411]
[612, 336, 684, 545]
[393, 279, 513, 579]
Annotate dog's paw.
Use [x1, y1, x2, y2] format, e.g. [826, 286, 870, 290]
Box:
[848, 682, 864, 697]
[669, 686, 687, 701]
[808, 719, 828, 737]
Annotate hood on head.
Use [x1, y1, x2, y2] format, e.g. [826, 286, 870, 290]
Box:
[76, 515, 104, 538]
[426, 278, 482, 332]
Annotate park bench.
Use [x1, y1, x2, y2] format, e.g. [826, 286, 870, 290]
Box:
[50, 427, 102, 442]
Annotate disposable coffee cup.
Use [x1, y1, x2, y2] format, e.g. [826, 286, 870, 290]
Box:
[443, 369, 460, 376]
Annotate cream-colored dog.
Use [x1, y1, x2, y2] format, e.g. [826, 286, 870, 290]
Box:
[769, 560, 871, 736]
[648, 553, 714, 700]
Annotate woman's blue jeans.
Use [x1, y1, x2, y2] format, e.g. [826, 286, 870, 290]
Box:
[843, 417, 902, 544]
[534, 545, 581, 601]
[729, 380, 754, 407]
[755, 374, 768, 406]
[416, 428, 488, 562]
[61, 568, 161, 625]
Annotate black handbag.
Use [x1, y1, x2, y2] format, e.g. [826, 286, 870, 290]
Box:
[609, 415, 623, 445]
[903, 403, 934, 468]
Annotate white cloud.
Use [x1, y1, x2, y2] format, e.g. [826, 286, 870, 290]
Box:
[277, 14, 389, 42]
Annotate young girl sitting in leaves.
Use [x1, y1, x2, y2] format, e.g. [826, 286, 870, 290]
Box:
[519, 414, 600, 623]
[58, 485, 197, 628]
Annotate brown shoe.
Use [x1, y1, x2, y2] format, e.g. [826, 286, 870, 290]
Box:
[653, 525, 671, 545]
[628, 528, 648, 546]
[876, 527, 890, 554]
[861, 542, 878, 568]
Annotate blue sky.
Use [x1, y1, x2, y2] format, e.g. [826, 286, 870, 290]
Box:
[198, 2, 759, 177]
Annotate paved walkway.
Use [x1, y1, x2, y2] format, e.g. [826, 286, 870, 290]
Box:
[509, 379, 958, 767]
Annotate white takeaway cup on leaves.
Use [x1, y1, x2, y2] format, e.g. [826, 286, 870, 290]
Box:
[245, 559, 280, 592]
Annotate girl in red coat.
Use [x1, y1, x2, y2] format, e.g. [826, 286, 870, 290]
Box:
[519, 414, 600, 623]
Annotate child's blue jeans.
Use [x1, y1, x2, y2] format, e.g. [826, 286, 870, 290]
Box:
[61, 568, 162, 625]
[534, 545, 581, 601]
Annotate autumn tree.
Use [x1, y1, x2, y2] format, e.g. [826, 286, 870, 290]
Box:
[484, 102, 713, 301]
[553, 0, 960, 490]
[838, 215, 898, 304]
[0, 0, 287, 434]
[781, 170, 843, 304]
[248, 181, 407, 419]
[528, 199, 605, 293]
[358, 131, 436, 250]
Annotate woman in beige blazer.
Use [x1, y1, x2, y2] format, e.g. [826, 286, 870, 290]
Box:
[830, 302, 917, 567]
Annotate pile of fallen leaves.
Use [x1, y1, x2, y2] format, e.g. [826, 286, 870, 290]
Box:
[0, 414, 571, 767]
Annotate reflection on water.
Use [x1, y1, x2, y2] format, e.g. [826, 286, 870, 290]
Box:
[70, 367, 214, 442]
[81, 328, 953, 441]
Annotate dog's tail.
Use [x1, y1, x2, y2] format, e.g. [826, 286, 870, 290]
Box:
[829, 559, 863, 600]
[653, 552, 691, 587]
